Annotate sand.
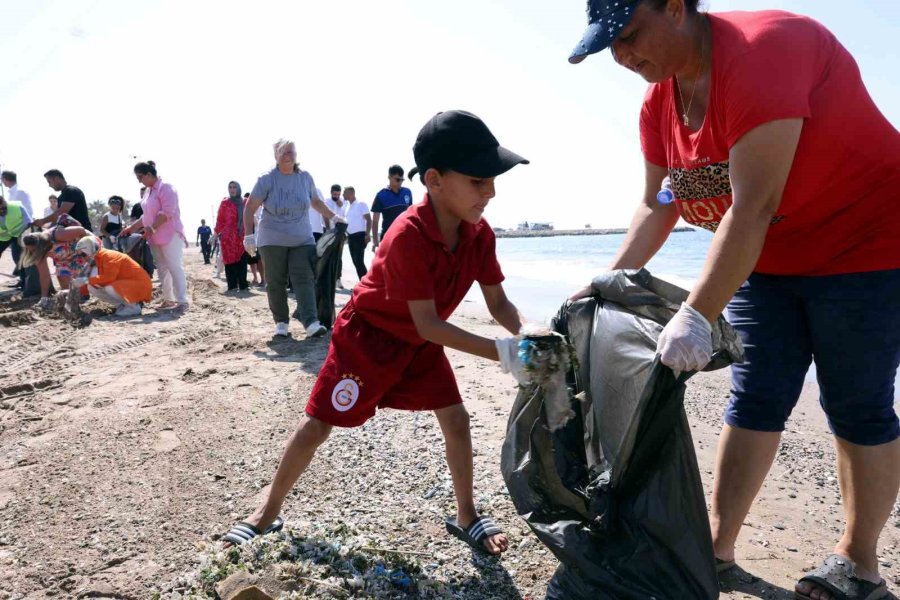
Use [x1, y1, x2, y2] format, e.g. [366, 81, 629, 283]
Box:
[0, 247, 897, 599]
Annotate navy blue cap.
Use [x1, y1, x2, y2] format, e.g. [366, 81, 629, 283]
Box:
[411, 110, 529, 180]
[569, 0, 639, 64]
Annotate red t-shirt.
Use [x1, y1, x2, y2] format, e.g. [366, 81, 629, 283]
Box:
[351, 195, 505, 344]
[640, 11, 900, 276]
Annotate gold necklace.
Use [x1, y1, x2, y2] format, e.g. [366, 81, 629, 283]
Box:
[675, 17, 708, 127]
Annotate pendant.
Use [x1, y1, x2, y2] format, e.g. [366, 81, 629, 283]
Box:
[683, 113, 690, 127]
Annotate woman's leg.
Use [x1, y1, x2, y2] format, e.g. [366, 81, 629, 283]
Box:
[238, 252, 249, 290]
[287, 245, 318, 328]
[795, 270, 900, 593]
[711, 274, 812, 562]
[259, 246, 290, 323]
[224, 261, 238, 291]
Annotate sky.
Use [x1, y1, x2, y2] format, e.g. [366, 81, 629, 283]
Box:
[0, 0, 897, 231]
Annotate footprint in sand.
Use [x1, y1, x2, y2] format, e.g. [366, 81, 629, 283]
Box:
[153, 429, 181, 453]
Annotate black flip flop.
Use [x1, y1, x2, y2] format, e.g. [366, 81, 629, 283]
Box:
[446, 515, 504, 555]
[222, 516, 285, 546]
[795, 554, 888, 600]
[716, 558, 736, 573]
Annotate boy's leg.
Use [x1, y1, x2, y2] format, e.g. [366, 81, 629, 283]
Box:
[434, 404, 508, 555]
[238, 415, 333, 536]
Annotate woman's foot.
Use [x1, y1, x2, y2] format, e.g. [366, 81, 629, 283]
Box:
[795, 553, 885, 600]
[156, 300, 178, 309]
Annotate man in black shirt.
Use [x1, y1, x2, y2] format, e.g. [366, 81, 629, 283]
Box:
[32, 169, 93, 231]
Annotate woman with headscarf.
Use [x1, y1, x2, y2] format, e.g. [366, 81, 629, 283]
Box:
[70, 236, 152, 317]
[120, 161, 188, 311]
[214, 181, 249, 292]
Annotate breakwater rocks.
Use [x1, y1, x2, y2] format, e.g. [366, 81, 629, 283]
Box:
[495, 226, 695, 238]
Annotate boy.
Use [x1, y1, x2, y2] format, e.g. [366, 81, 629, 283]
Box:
[223, 110, 529, 555]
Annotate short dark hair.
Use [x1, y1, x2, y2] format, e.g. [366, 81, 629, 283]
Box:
[49, 194, 58, 201]
[44, 169, 64, 180]
[243, 192, 249, 198]
[388, 165, 404, 177]
[1, 171, 16, 183]
[330, 184, 342, 193]
[134, 160, 157, 176]
[645, 0, 700, 12]
[344, 186, 355, 193]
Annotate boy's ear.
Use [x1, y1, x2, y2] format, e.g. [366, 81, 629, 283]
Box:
[423, 168, 442, 189]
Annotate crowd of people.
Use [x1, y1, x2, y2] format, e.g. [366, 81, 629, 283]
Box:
[0, 145, 412, 334]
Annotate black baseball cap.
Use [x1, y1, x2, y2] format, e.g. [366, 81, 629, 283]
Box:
[569, 0, 639, 64]
[410, 110, 529, 180]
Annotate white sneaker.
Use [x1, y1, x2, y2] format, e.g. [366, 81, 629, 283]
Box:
[115, 304, 142, 317]
[305, 320, 327, 338]
[274, 322, 290, 337]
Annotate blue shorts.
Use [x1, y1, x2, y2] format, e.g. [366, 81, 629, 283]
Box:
[725, 269, 900, 446]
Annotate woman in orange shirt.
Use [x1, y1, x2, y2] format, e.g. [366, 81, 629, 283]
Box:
[72, 237, 152, 317]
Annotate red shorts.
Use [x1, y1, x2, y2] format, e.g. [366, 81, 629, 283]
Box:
[305, 303, 462, 427]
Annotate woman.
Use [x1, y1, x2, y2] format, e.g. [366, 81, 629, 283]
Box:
[71, 236, 151, 317]
[243, 139, 344, 338]
[99, 196, 125, 250]
[120, 161, 188, 311]
[20, 215, 100, 308]
[568, 2, 900, 599]
[213, 181, 249, 292]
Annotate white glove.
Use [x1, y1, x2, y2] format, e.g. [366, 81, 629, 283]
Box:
[496, 337, 529, 384]
[71, 277, 88, 288]
[243, 234, 257, 255]
[331, 215, 347, 225]
[657, 302, 713, 374]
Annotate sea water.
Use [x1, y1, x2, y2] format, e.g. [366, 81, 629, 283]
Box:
[469, 229, 899, 397]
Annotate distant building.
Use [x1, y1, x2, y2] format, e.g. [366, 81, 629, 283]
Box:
[530, 222, 553, 231]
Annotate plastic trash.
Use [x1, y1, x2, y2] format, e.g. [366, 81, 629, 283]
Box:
[501, 269, 744, 600]
[657, 176, 675, 204]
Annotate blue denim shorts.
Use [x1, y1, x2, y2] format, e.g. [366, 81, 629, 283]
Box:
[725, 269, 900, 446]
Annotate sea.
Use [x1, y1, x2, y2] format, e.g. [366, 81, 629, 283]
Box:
[465, 228, 900, 397]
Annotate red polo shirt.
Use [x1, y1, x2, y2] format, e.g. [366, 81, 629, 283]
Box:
[351, 195, 505, 344]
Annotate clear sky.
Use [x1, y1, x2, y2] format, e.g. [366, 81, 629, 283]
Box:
[1, 0, 897, 230]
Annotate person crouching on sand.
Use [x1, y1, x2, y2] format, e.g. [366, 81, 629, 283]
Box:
[221, 110, 531, 556]
[70, 236, 152, 317]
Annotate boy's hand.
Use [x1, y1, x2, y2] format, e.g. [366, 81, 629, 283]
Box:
[495, 337, 528, 384]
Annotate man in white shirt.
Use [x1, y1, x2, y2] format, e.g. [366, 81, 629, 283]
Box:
[309, 187, 327, 242]
[342, 186, 372, 280]
[325, 184, 347, 289]
[1, 171, 33, 216]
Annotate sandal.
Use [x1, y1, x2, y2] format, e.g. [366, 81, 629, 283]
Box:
[445, 515, 504, 555]
[716, 557, 737, 573]
[796, 554, 888, 600]
[222, 516, 285, 546]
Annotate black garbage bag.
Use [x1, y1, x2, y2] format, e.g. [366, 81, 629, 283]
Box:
[117, 234, 154, 278]
[315, 222, 347, 328]
[501, 269, 744, 600]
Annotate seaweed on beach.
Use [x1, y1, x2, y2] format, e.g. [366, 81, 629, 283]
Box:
[155, 521, 460, 599]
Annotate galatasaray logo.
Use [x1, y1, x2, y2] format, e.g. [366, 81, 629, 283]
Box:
[331, 374, 362, 412]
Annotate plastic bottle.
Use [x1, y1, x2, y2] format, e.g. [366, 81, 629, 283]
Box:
[656, 176, 675, 205]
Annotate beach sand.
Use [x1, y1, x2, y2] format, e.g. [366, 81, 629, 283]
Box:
[0, 248, 897, 598]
